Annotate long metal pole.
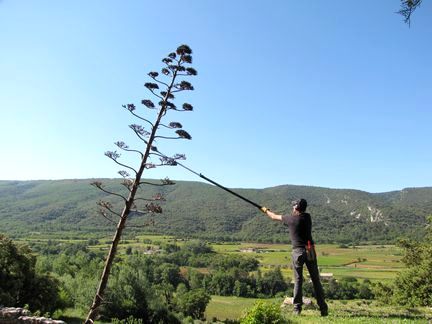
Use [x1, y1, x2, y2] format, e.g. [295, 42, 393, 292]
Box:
[173, 160, 264, 211]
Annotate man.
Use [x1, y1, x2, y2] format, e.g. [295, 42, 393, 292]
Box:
[263, 199, 328, 316]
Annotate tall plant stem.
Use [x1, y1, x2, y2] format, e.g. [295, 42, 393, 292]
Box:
[84, 67, 180, 324]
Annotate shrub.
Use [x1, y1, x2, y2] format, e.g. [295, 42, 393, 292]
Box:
[240, 301, 290, 324]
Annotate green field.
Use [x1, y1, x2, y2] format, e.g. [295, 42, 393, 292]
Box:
[204, 295, 267, 321]
[210, 242, 403, 281]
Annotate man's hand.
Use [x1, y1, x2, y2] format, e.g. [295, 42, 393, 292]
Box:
[260, 206, 269, 213]
[261, 207, 283, 221]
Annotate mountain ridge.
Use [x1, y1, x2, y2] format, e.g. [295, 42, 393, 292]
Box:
[0, 179, 431, 243]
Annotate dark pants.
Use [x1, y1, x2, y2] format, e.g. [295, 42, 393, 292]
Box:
[292, 247, 327, 312]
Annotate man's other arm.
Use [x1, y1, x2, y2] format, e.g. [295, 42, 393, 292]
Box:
[263, 209, 283, 221]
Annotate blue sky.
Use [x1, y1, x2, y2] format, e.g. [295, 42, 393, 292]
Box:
[1, 1, 431, 193]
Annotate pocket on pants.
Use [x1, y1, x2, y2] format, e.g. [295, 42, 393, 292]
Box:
[292, 249, 306, 267]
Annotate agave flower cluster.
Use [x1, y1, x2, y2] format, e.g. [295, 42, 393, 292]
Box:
[91, 44, 197, 226]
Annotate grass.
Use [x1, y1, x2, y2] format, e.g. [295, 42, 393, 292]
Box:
[205, 295, 271, 321]
[293, 300, 432, 323]
[205, 296, 432, 323]
[54, 298, 432, 324]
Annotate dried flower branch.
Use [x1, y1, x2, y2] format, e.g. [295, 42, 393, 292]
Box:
[97, 200, 121, 217]
[105, 151, 138, 175]
[142, 99, 155, 108]
[115, 142, 144, 159]
[118, 170, 130, 178]
[169, 122, 183, 128]
[90, 181, 128, 202]
[104, 151, 121, 161]
[124, 106, 155, 128]
[155, 129, 192, 140]
[129, 124, 150, 144]
[97, 209, 118, 225]
[173, 81, 194, 92]
[160, 91, 175, 99]
[125, 219, 155, 228]
[161, 177, 175, 185]
[121, 179, 133, 191]
[160, 156, 178, 166]
[134, 193, 166, 202]
[182, 103, 193, 111]
[145, 203, 163, 213]
[398, 0, 422, 26]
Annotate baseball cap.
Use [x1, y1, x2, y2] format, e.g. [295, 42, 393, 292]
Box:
[292, 198, 307, 211]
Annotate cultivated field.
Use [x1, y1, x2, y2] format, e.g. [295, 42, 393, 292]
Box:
[210, 242, 404, 281]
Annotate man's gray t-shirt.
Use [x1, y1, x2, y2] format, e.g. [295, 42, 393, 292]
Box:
[282, 212, 313, 248]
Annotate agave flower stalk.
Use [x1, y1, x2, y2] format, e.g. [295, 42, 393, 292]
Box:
[85, 44, 196, 323]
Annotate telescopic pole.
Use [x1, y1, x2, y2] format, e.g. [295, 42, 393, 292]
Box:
[171, 159, 267, 213]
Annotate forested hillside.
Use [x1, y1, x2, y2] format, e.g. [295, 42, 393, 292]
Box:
[0, 180, 430, 243]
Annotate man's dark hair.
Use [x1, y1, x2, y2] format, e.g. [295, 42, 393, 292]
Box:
[292, 198, 307, 212]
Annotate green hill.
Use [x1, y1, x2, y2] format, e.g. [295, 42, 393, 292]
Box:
[0, 179, 431, 243]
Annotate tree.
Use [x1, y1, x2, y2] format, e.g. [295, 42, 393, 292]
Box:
[374, 216, 432, 307]
[182, 240, 214, 255]
[0, 234, 61, 313]
[258, 267, 287, 296]
[154, 262, 183, 287]
[391, 215, 432, 306]
[210, 271, 235, 296]
[85, 44, 197, 323]
[101, 262, 154, 320]
[174, 288, 210, 320]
